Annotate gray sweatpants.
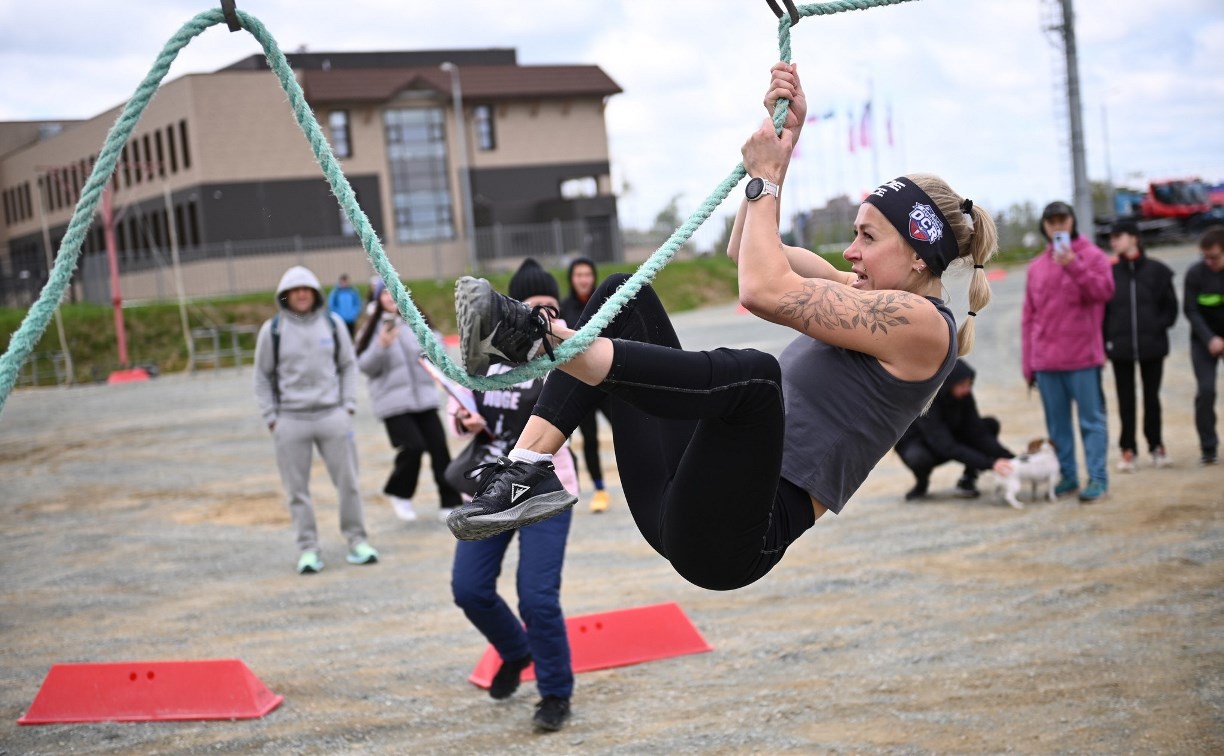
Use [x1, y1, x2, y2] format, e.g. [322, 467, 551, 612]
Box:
[272, 407, 368, 552]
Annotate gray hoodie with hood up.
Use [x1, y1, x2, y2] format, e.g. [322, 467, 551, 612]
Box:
[254, 266, 358, 425]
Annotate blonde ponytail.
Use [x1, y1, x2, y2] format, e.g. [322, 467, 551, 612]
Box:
[908, 174, 999, 356]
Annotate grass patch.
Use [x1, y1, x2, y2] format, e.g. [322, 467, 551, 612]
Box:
[2, 246, 1038, 387]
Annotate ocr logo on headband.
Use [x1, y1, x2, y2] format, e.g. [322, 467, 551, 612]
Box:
[908, 202, 944, 246]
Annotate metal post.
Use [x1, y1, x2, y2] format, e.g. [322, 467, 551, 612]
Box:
[441, 62, 479, 273]
[1059, 0, 1093, 228]
[101, 185, 130, 367]
[33, 171, 75, 383]
[163, 180, 194, 370]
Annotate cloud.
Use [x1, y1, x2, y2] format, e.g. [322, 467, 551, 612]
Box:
[2, 0, 1222, 250]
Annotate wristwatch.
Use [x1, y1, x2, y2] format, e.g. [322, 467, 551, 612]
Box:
[745, 177, 779, 202]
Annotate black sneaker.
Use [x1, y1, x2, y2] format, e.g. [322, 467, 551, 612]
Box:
[446, 457, 578, 541]
[904, 479, 929, 501]
[1202, 450, 1220, 466]
[953, 478, 981, 499]
[488, 654, 532, 700]
[532, 696, 571, 732]
[455, 276, 558, 375]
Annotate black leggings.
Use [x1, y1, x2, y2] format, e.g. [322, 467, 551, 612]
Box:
[533, 274, 816, 591]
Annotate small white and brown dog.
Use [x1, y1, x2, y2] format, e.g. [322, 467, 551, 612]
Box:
[994, 439, 1060, 509]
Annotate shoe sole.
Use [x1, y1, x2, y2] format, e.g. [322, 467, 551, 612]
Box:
[455, 276, 494, 376]
[346, 554, 379, 565]
[447, 490, 578, 541]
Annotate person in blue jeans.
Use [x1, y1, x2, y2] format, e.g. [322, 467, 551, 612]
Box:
[449, 259, 577, 733]
[1022, 202, 1116, 502]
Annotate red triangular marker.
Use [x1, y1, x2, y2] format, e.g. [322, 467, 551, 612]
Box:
[468, 601, 712, 687]
[19, 659, 283, 724]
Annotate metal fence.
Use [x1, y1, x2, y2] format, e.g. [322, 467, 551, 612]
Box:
[2, 216, 629, 308]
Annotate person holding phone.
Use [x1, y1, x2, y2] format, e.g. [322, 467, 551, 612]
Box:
[355, 286, 462, 522]
[1022, 201, 1116, 502]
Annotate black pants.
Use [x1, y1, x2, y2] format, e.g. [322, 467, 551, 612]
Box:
[1110, 357, 1165, 454]
[573, 405, 610, 487]
[895, 417, 1007, 485]
[533, 274, 815, 591]
[1191, 339, 1220, 455]
[383, 410, 462, 509]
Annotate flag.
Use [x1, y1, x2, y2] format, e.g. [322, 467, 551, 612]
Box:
[859, 101, 873, 150]
[886, 103, 894, 148]
[847, 110, 856, 154]
[805, 109, 835, 125]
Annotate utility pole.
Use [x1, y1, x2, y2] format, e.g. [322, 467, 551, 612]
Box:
[1059, 0, 1094, 228]
[441, 62, 479, 273]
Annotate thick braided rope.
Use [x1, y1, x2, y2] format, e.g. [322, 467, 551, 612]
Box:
[0, 0, 919, 410]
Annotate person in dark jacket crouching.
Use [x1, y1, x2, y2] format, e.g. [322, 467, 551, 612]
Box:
[895, 359, 1015, 500]
[1104, 219, 1179, 471]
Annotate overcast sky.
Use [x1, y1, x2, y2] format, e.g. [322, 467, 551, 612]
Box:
[2, 0, 1221, 250]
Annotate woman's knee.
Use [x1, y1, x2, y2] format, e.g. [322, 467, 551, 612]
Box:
[451, 578, 497, 611]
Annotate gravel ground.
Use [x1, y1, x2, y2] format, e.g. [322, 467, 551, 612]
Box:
[1, 244, 1221, 754]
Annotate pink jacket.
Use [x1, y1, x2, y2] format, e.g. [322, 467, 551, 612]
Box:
[1021, 235, 1116, 383]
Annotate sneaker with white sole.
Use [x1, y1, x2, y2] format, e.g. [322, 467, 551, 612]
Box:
[1116, 449, 1136, 473]
[389, 495, 417, 521]
[1152, 447, 1173, 468]
[455, 276, 558, 375]
[297, 550, 323, 575]
[446, 457, 577, 541]
[346, 542, 380, 565]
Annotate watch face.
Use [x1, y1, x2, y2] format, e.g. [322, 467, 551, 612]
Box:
[746, 177, 764, 200]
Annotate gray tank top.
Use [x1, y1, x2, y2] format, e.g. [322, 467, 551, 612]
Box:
[778, 297, 956, 513]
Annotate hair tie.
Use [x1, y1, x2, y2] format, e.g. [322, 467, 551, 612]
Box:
[961, 198, 973, 215]
[973, 264, 984, 269]
[967, 310, 978, 317]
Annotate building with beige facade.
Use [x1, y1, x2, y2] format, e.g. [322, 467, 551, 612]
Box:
[0, 49, 622, 305]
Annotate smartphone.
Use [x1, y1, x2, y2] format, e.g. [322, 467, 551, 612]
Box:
[1052, 230, 1071, 253]
[382, 314, 398, 330]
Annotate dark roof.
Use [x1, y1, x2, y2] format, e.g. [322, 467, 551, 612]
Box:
[221, 49, 517, 71]
[300, 65, 622, 105]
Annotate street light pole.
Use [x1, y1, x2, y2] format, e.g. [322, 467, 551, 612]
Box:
[440, 62, 479, 273]
[1059, 0, 1094, 228]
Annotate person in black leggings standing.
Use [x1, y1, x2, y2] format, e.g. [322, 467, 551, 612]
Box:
[558, 257, 613, 513]
[445, 62, 1000, 590]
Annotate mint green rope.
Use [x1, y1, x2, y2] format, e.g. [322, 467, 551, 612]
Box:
[0, 0, 919, 411]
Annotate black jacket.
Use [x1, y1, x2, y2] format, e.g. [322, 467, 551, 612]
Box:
[896, 360, 1012, 471]
[1103, 254, 1178, 361]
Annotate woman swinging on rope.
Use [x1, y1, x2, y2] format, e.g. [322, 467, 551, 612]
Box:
[446, 62, 999, 591]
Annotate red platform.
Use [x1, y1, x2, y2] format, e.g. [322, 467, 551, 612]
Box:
[106, 368, 150, 384]
[468, 601, 712, 687]
[18, 659, 283, 724]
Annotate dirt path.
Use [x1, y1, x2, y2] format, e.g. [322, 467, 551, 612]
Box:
[1, 244, 1221, 754]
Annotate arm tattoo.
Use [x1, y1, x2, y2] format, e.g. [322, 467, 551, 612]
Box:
[776, 281, 914, 335]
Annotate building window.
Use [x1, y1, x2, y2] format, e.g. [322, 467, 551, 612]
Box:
[166, 125, 178, 173]
[328, 110, 352, 158]
[560, 176, 598, 199]
[179, 120, 191, 170]
[383, 107, 453, 244]
[473, 105, 496, 151]
[155, 131, 165, 177]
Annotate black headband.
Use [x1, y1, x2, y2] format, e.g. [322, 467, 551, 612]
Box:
[862, 177, 959, 277]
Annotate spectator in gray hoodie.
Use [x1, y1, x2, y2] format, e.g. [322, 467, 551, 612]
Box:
[356, 285, 462, 523]
[254, 265, 379, 575]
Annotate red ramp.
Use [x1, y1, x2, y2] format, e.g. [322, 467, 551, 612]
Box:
[19, 659, 282, 724]
[469, 601, 712, 687]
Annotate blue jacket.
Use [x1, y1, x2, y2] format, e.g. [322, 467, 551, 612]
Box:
[327, 285, 363, 325]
